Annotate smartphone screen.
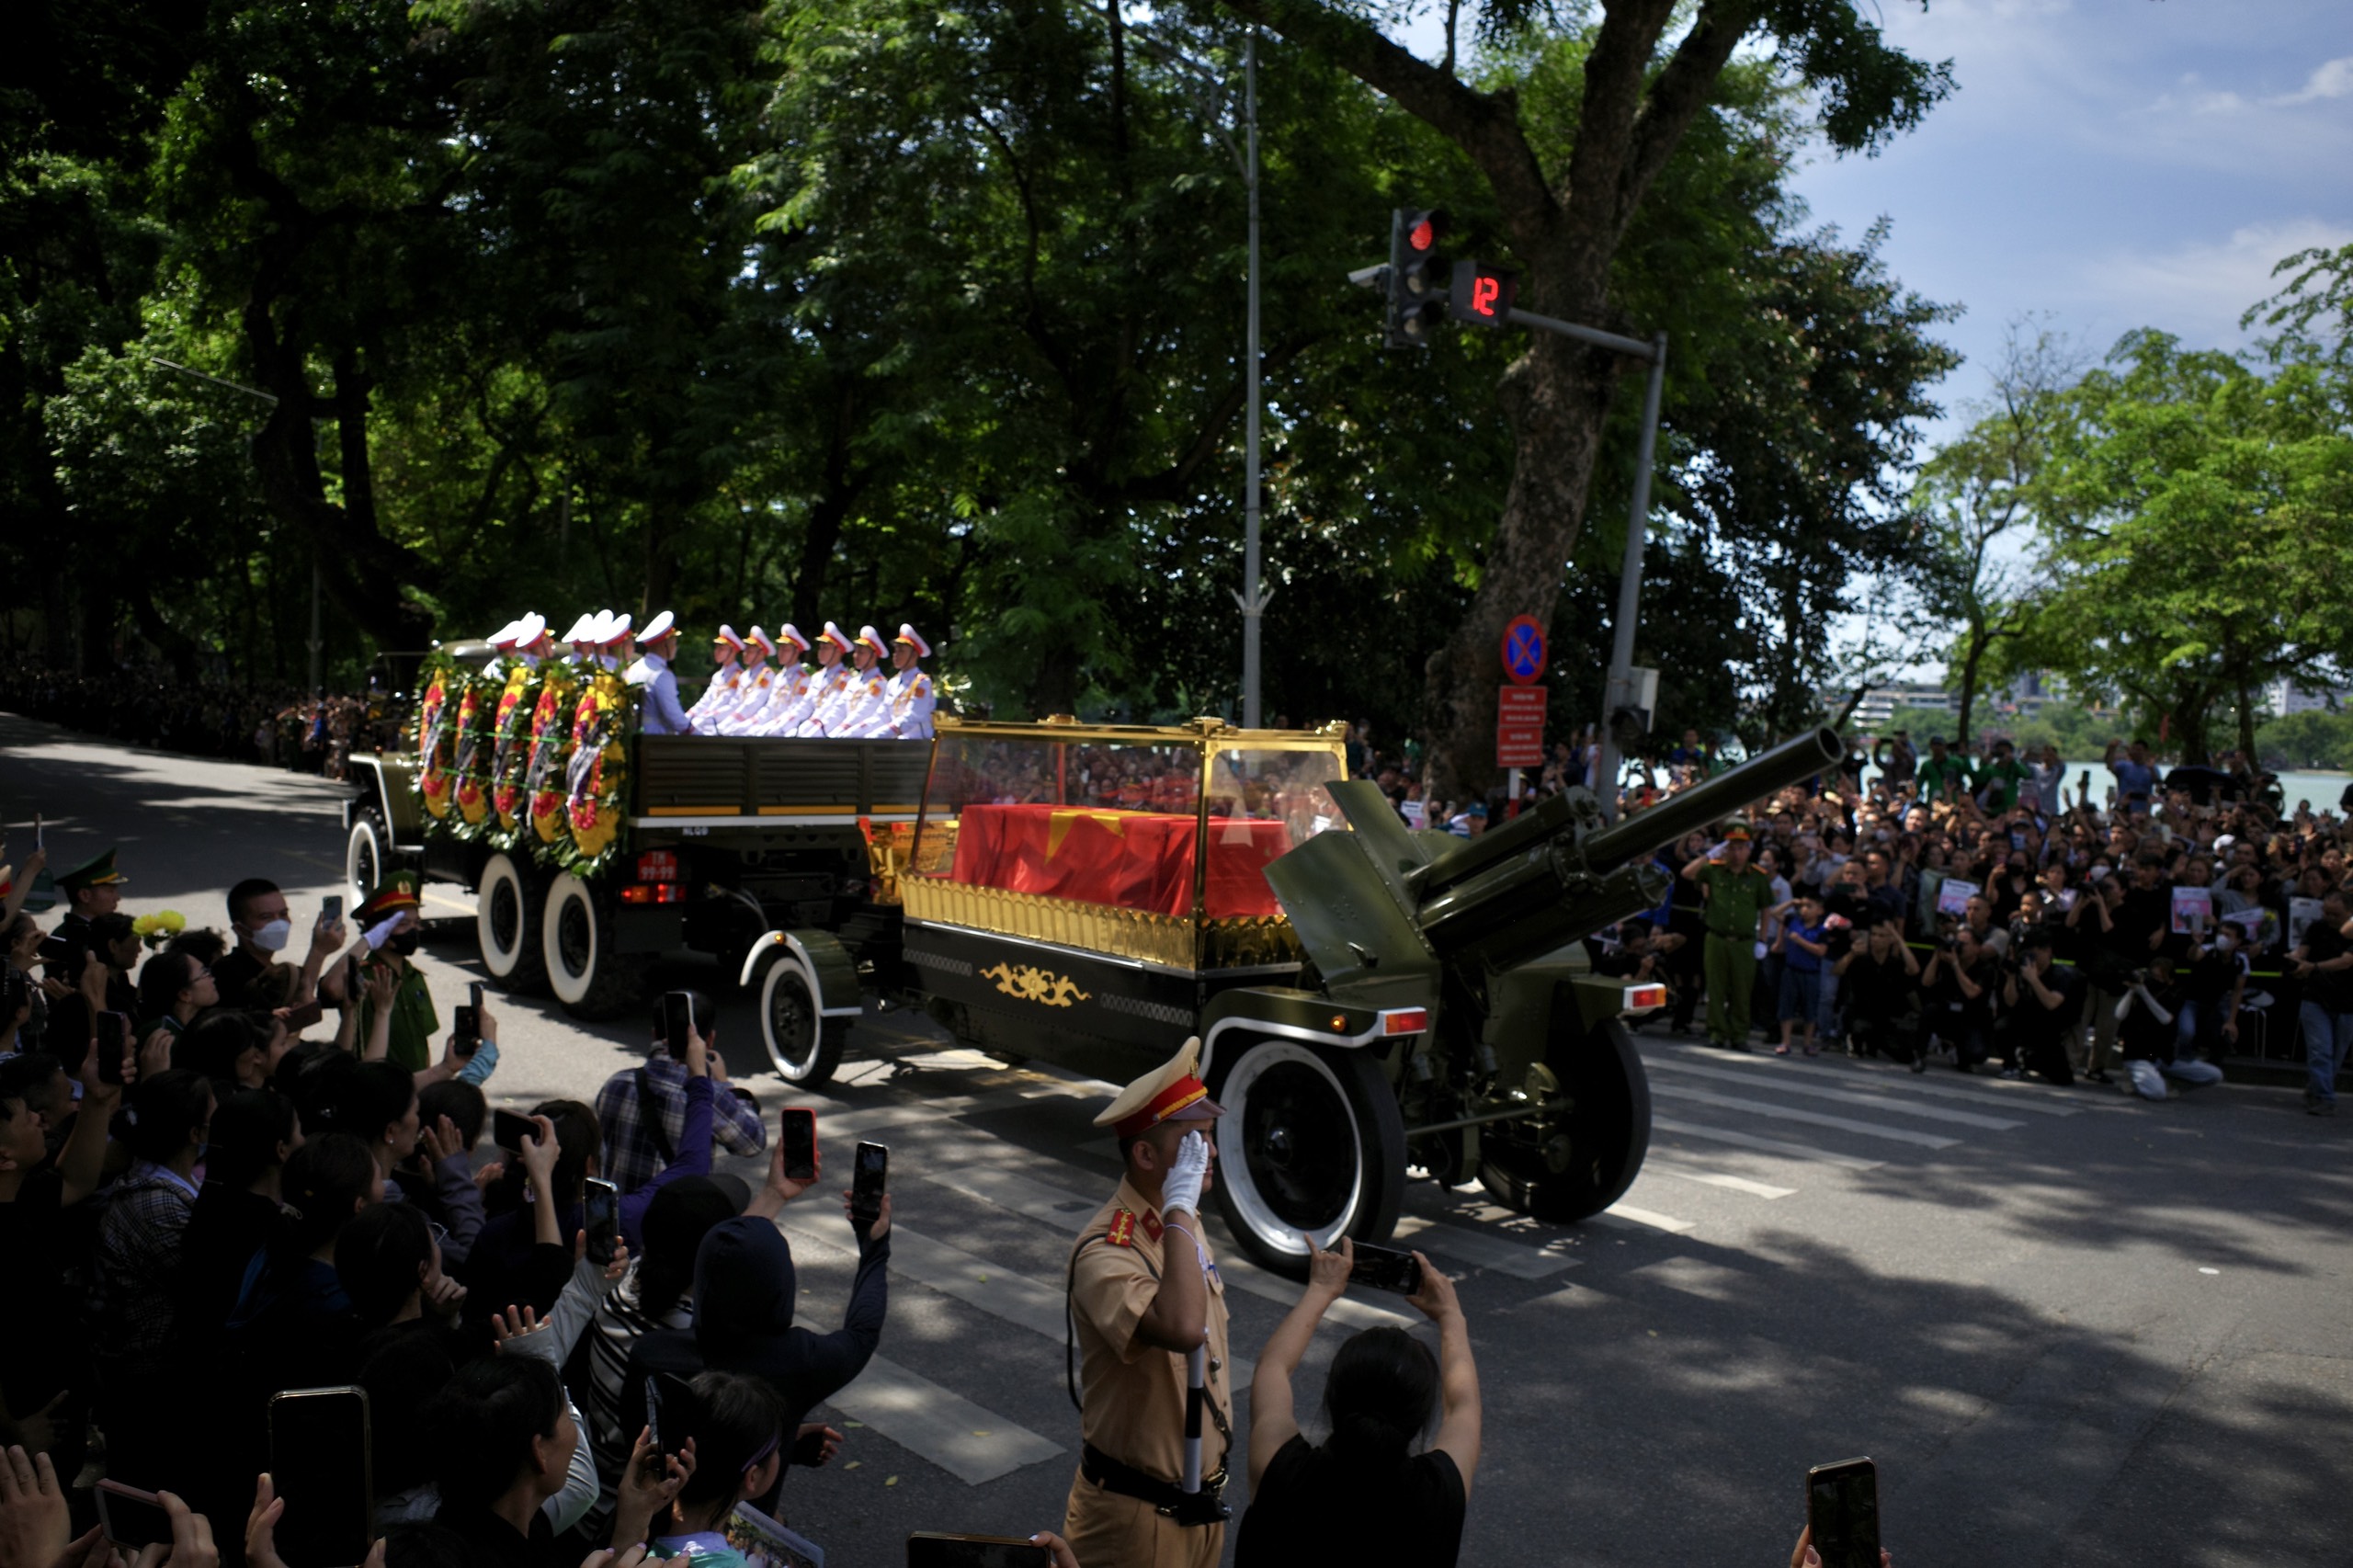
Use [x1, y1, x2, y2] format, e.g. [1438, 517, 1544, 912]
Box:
[905, 1534, 1051, 1568]
[585, 1176, 620, 1266]
[96, 1482, 174, 1550]
[1806, 1458, 1881, 1568]
[281, 999, 325, 1032]
[321, 894, 343, 925]
[851, 1141, 888, 1223]
[492, 1108, 536, 1154]
[269, 1386, 373, 1568]
[780, 1108, 818, 1184]
[452, 1006, 482, 1053]
[1346, 1241, 1423, 1295]
[664, 990, 694, 1060]
[96, 1012, 131, 1085]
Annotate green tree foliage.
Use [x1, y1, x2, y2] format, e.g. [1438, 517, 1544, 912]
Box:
[3, 0, 1958, 759]
[2019, 331, 2353, 765]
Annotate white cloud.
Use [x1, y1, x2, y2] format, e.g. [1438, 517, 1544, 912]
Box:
[2278, 54, 2353, 104]
[2074, 218, 2353, 349]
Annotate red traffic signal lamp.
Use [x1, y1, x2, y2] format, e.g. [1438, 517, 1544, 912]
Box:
[1449, 260, 1518, 327]
[1384, 207, 1449, 348]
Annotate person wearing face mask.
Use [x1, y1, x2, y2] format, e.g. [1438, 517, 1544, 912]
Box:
[348, 874, 438, 1074]
[2177, 921, 2249, 1064]
[212, 877, 348, 1012]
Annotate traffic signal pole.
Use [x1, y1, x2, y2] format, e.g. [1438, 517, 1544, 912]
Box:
[1354, 225, 1667, 821]
[1237, 29, 1269, 729]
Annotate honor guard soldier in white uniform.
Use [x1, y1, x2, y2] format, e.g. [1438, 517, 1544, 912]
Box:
[714, 628, 779, 734]
[687, 626, 745, 731]
[513, 612, 551, 669]
[597, 610, 633, 672]
[744, 623, 814, 735]
[628, 611, 694, 734]
[792, 623, 858, 736]
[884, 624, 937, 739]
[562, 614, 599, 667]
[1063, 1039, 1232, 1568]
[834, 627, 894, 736]
[482, 620, 521, 679]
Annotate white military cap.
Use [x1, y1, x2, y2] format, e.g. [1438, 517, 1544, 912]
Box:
[892, 623, 931, 658]
[747, 626, 776, 655]
[714, 624, 745, 649]
[597, 611, 634, 647]
[775, 623, 811, 652]
[819, 621, 853, 653]
[515, 612, 548, 645]
[640, 609, 676, 642]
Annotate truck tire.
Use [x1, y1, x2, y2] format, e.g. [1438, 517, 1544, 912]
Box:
[1477, 1017, 1652, 1223]
[541, 872, 648, 1019]
[347, 805, 392, 906]
[757, 950, 846, 1087]
[475, 850, 549, 995]
[1208, 1037, 1406, 1278]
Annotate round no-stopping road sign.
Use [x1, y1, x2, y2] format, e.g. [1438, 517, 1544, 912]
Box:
[1501, 615, 1546, 685]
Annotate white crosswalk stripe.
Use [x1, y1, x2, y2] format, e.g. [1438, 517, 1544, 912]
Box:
[1649, 1114, 1887, 1169]
[1646, 1057, 2028, 1131]
[1650, 1080, 1962, 1149]
[824, 1356, 1066, 1485]
[1649, 1040, 2097, 1116]
[1639, 1159, 1796, 1199]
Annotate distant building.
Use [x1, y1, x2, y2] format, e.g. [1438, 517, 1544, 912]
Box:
[1840, 670, 2104, 732]
[2267, 677, 2353, 717]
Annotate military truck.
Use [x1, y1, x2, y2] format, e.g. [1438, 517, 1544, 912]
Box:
[341, 643, 926, 1023]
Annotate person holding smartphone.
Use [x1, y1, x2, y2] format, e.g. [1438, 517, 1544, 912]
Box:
[593, 989, 766, 1199]
[1234, 1233, 1479, 1568]
[212, 878, 348, 1013]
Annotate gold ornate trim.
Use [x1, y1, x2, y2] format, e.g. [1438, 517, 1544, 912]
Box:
[898, 878, 1304, 972]
[980, 961, 1092, 1006]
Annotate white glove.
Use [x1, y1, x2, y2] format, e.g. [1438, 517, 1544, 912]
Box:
[363, 915, 405, 950]
[1161, 1130, 1210, 1218]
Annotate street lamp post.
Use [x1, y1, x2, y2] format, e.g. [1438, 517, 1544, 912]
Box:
[1233, 29, 1271, 728]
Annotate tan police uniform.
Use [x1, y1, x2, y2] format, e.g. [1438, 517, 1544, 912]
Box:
[1063, 1043, 1233, 1568]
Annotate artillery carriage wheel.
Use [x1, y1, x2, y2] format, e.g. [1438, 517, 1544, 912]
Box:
[1207, 1037, 1406, 1278]
[1476, 1017, 1651, 1222]
[475, 850, 549, 995]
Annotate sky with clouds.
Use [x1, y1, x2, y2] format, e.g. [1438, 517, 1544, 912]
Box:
[1385, 0, 2352, 421]
[1780, 0, 2353, 422]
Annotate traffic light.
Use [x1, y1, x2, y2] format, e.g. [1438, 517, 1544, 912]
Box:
[1384, 208, 1449, 348]
[1449, 259, 1518, 327]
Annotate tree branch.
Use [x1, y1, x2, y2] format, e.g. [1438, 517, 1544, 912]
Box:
[1220, 0, 1556, 233]
[1616, 0, 1758, 230]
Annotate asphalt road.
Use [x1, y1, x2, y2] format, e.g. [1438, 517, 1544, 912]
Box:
[7, 710, 2353, 1568]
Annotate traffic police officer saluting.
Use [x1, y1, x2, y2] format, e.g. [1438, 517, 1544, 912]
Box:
[1064, 1039, 1232, 1568]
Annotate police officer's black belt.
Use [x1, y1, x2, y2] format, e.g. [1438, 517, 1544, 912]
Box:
[1081, 1444, 1232, 1525]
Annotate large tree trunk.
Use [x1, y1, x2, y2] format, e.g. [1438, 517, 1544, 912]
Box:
[1953, 627, 1986, 750]
[1418, 331, 1623, 802]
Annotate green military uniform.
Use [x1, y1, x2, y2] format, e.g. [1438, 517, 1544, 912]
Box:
[1697, 835, 1773, 1050]
[1915, 750, 1972, 802]
[1978, 755, 2030, 813]
[358, 955, 438, 1074]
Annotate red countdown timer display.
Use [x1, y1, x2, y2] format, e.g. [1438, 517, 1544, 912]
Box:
[1449, 260, 1518, 327]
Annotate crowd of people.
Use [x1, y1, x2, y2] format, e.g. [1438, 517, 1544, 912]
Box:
[0, 665, 398, 783]
[1580, 733, 2353, 1112]
[0, 838, 1516, 1568]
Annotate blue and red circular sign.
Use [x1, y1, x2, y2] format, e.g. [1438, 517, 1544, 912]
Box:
[1501, 615, 1546, 685]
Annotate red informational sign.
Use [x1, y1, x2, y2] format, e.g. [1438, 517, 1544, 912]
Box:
[1497, 687, 1547, 768]
[1500, 614, 1546, 685]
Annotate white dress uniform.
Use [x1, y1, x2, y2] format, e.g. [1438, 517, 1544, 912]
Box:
[686, 626, 745, 731]
[884, 623, 937, 739]
[741, 625, 815, 736]
[832, 627, 896, 737]
[790, 624, 858, 737]
[712, 629, 779, 734]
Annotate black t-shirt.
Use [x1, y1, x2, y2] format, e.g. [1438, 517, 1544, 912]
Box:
[1841, 947, 1915, 1021]
[0, 1165, 79, 1417]
[2303, 922, 2351, 1013]
[210, 949, 293, 1011]
[2011, 962, 2086, 1042]
[1235, 1437, 1467, 1568]
[2182, 948, 2245, 1005]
